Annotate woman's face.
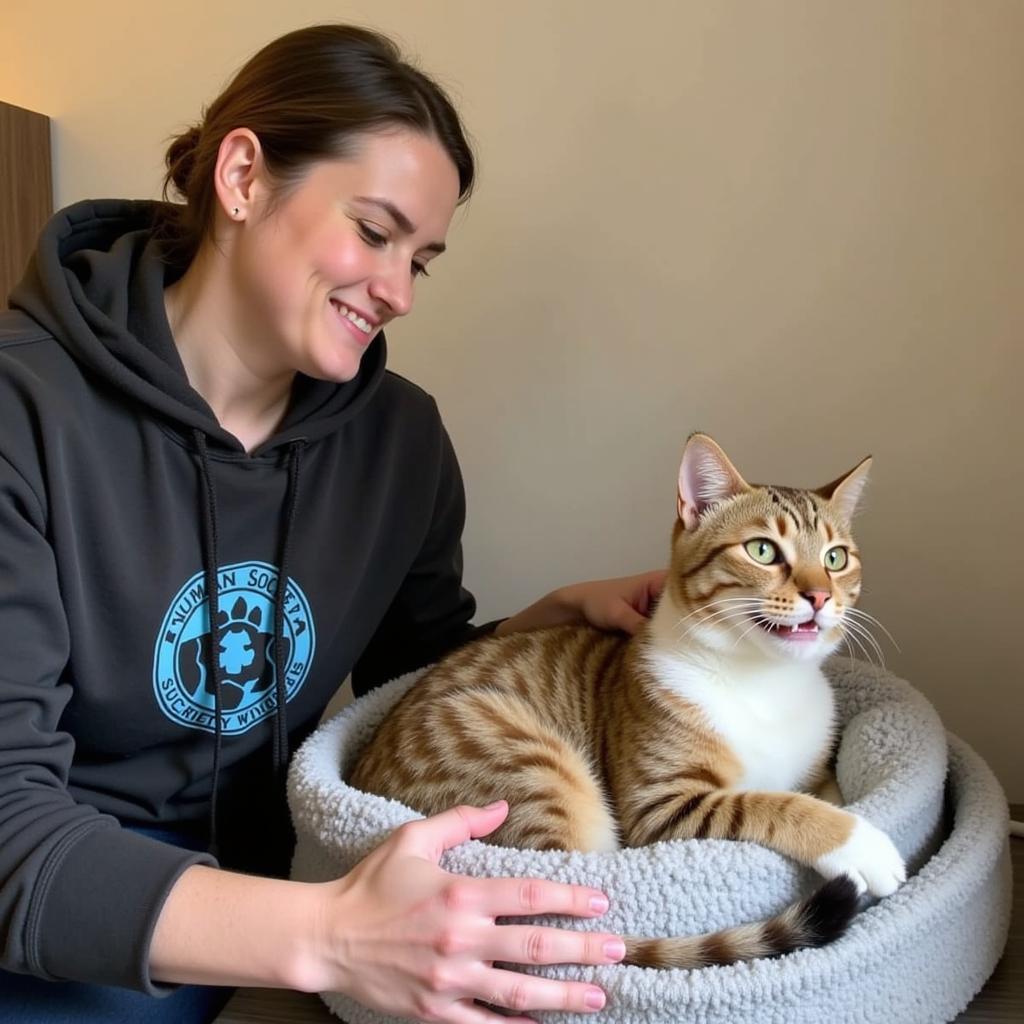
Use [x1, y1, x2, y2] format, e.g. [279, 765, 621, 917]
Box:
[233, 129, 461, 383]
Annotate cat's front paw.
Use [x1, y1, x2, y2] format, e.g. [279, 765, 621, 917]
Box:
[814, 815, 906, 897]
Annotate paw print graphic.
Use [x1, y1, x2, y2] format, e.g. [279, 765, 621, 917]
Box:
[217, 597, 263, 678]
[179, 596, 291, 711]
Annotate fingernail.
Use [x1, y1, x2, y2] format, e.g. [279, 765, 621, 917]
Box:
[603, 939, 626, 962]
[585, 989, 606, 1011]
[484, 800, 506, 810]
[589, 894, 609, 913]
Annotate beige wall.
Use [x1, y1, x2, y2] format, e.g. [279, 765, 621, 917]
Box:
[5, 1, 1022, 799]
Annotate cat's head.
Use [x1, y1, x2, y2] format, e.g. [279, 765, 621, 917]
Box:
[664, 433, 871, 664]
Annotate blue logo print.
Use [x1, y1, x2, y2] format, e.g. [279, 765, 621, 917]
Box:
[153, 562, 315, 734]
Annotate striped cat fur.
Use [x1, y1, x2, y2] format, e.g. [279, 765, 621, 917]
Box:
[349, 434, 905, 968]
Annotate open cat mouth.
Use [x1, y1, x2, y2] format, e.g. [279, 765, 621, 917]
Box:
[756, 618, 821, 642]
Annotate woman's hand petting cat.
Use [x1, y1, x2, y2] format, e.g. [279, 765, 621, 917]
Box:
[316, 800, 626, 1023]
[497, 569, 667, 638]
[562, 570, 668, 634]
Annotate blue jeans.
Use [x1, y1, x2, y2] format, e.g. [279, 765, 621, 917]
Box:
[0, 974, 235, 1024]
[0, 826, 236, 1024]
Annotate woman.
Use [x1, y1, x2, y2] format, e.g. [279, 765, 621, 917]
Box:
[0, 24, 663, 1024]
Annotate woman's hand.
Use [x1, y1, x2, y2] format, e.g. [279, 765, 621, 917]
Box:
[315, 801, 625, 1023]
[559, 570, 667, 634]
[497, 569, 666, 638]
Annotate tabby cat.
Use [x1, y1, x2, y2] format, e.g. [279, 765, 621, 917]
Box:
[350, 433, 906, 968]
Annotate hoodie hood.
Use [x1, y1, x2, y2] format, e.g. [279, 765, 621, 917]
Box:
[9, 198, 388, 454]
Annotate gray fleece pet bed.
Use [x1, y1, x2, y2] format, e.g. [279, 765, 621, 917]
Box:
[289, 658, 1012, 1023]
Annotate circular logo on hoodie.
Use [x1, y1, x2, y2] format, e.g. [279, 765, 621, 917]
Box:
[153, 561, 316, 735]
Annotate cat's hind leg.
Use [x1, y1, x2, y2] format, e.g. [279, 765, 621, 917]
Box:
[434, 689, 619, 853]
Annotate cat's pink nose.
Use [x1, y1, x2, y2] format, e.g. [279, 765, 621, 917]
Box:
[802, 590, 830, 611]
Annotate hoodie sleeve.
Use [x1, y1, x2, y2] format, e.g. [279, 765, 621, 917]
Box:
[0, 450, 215, 993]
[351, 423, 501, 698]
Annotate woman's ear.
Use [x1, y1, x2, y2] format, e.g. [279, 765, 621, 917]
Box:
[212, 128, 264, 223]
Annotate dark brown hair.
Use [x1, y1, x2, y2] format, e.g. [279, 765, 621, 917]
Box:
[156, 24, 475, 266]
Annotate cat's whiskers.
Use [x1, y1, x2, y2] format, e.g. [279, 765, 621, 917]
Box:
[838, 618, 883, 667]
[675, 602, 764, 645]
[844, 608, 901, 653]
[848, 626, 885, 667]
[689, 611, 768, 645]
[841, 628, 877, 667]
[672, 597, 763, 632]
[837, 631, 853, 659]
[673, 617, 763, 657]
[840, 612, 887, 661]
[839, 631, 863, 665]
[672, 599, 762, 636]
[731, 614, 776, 649]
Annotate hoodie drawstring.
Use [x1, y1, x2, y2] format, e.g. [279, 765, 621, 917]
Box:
[193, 431, 224, 857]
[272, 440, 305, 776]
[192, 429, 307, 857]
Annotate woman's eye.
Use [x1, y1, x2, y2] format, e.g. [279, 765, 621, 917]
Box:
[825, 546, 849, 571]
[744, 539, 780, 565]
[359, 223, 387, 246]
[411, 261, 430, 279]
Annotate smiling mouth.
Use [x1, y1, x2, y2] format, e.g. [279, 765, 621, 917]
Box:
[329, 299, 375, 336]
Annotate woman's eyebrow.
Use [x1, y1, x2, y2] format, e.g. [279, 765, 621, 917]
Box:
[353, 195, 446, 253]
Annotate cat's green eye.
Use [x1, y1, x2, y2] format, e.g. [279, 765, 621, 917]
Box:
[744, 539, 779, 565]
[825, 546, 849, 571]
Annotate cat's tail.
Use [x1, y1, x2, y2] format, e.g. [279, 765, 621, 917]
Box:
[622, 875, 859, 969]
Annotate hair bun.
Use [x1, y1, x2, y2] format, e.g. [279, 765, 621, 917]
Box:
[164, 124, 202, 198]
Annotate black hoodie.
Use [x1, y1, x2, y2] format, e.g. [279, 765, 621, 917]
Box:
[0, 199, 491, 992]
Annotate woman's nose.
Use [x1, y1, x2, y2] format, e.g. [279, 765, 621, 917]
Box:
[368, 263, 413, 318]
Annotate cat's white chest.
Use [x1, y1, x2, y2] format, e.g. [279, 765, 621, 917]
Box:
[654, 657, 835, 792]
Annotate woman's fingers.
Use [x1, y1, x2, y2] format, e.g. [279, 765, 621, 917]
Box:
[563, 567, 668, 635]
[641, 568, 668, 608]
[328, 807, 626, 1024]
[417, 965, 610, 1021]
[445, 1004, 535, 1024]
[394, 802, 511, 862]
[480, 965, 609, 1014]
[488, 924, 626, 967]
[435, 871, 623, 967]
[457, 874, 611, 920]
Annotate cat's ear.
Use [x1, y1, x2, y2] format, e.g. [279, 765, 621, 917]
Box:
[817, 456, 872, 524]
[677, 434, 750, 530]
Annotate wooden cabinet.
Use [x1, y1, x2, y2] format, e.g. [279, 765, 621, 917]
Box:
[1, 101, 53, 307]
